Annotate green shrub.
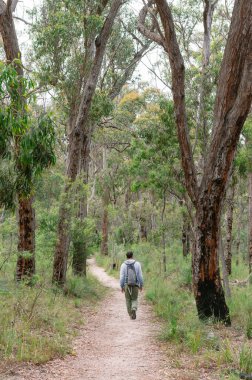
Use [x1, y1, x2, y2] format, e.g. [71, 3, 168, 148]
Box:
[64, 274, 105, 300]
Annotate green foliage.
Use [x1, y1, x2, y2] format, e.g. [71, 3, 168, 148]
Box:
[229, 285, 252, 338]
[236, 117, 252, 175]
[31, 0, 106, 105]
[239, 345, 252, 374]
[0, 110, 12, 159]
[114, 218, 134, 245]
[128, 90, 184, 197]
[0, 61, 56, 202]
[16, 114, 56, 196]
[0, 61, 34, 134]
[0, 160, 16, 210]
[71, 217, 96, 249]
[90, 91, 114, 122]
[64, 274, 106, 300]
[0, 62, 29, 159]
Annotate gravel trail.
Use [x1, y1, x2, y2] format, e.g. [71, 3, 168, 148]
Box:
[3, 259, 169, 380]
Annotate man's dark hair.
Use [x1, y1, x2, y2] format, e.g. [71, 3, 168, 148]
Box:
[126, 251, 133, 259]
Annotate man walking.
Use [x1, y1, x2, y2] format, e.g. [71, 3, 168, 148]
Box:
[120, 251, 143, 319]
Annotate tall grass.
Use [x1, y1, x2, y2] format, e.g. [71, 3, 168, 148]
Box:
[0, 273, 105, 364]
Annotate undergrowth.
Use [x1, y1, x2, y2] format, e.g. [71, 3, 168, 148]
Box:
[0, 273, 105, 365]
[96, 241, 252, 377]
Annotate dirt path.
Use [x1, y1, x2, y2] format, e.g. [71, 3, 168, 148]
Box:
[4, 259, 169, 380]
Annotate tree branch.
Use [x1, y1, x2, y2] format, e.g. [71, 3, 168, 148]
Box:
[68, 0, 124, 180]
[201, 0, 252, 195]
[13, 15, 33, 26]
[109, 42, 151, 100]
[0, 0, 6, 15]
[153, 0, 198, 204]
[141, 58, 171, 90]
[138, 0, 165, 47]
[119, 17, 145, 47]
[7, 0, 18, 13]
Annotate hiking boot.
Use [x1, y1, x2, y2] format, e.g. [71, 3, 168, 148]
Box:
[131, 309, 136, 320]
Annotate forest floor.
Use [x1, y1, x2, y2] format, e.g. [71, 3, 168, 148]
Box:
[1, 259, 228, 380]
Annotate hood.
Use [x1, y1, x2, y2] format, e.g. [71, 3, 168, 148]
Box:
[125, 259, 135, 264]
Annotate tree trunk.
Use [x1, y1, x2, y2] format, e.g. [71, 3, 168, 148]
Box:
[248, 172, 252, 273]
[225, 178, 236, 275]
[16, 196, 35, 280]
[52, 183, 72, 284]
[72, 137, 90, 276]
[52, 0, 124, 284]
[193, 203, 231, 325]
[139, 217, 147, 241]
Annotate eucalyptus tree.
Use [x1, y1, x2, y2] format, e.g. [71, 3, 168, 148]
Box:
[138, 0, 252, 324]
[0, 1, 55, 280]
[32, 0, 151, 281]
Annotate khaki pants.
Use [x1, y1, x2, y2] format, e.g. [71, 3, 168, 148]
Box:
[124, 285, 139, 316]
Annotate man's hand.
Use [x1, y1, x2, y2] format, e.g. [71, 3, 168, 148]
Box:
[121, 288, 125, 293]
[140, 287, 143, 292]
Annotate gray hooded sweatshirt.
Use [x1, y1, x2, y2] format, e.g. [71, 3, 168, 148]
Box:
[120, 259, 144, 289]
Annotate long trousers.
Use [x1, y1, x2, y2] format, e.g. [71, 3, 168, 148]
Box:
[124, 285, 139, 316]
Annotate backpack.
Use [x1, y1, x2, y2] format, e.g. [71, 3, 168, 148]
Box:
[125, 261, 137, 286]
